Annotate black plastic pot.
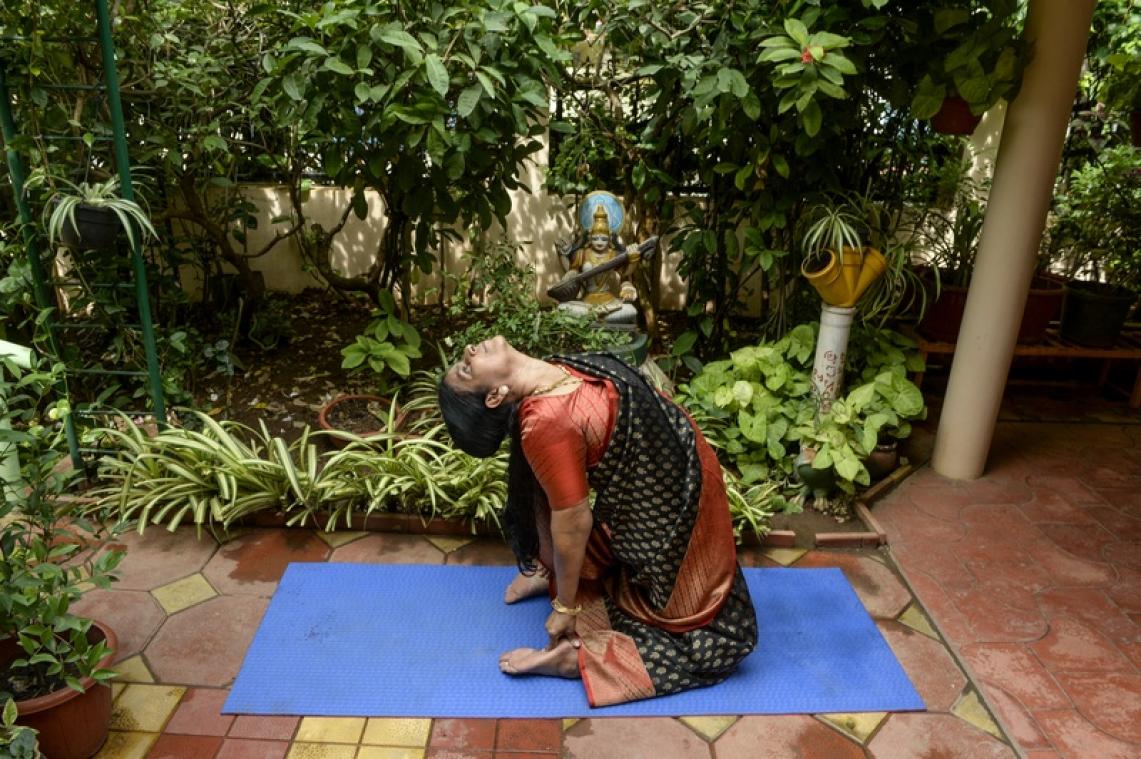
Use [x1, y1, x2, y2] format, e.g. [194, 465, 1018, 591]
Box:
[1059, 281, 1137, 347]
[58, 203, 122, 251]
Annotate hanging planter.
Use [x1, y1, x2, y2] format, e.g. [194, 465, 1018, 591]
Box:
[930, 96, 983, 135]
[55, 202, 122, 251]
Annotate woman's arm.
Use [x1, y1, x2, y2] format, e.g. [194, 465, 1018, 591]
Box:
[546, 498, 593, 649]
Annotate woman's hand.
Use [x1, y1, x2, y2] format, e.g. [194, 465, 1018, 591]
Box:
[546, 609, 580, 651]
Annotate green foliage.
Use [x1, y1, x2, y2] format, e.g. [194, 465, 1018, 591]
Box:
[915, 175, 987, 289]
[0, 359, 122, 702]
[907, 1, 1029, 118]
[25, 174, 157, 251]
[439, 236, 623, 363]
[342, 291, 423, 387]
[0, 697, 40, 759]
[1047, 146, 1141, 291]
[677, 324, 926, 493]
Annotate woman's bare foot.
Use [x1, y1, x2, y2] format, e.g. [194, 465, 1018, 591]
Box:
[503, 571, 549, 604]
[499, 640, 580, 678]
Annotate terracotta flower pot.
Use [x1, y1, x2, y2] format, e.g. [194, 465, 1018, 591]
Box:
[931, 96, 983, 135]
[864, 440, 900, 481]
[1017, 274, 1066, 344]
[317, 394, 406, 449]
[2, 619, 117, 759]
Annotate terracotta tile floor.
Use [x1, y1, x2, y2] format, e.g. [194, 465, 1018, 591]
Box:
[81, 414, 1139, 758]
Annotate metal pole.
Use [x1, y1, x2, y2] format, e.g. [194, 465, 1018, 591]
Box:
[94, 0, 166, 425]
[0, 63, 84, 470]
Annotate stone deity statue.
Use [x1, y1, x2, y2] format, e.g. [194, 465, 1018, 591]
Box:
[548, 192, 656, 328]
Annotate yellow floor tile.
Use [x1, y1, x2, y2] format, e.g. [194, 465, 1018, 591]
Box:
[818, 712, 887, 743]
[898, 603, 939, 640]
[286, 743, 358, 759]
[109, 684, 186, 732]
[112, 655, 155, 684]
[762, 547, 807, 566]
[152, 573, 218, 614]
[362, 718, 431, 747]
[563, 718, 579, 730]
[357, 748, 425, 759]
[679, 716, 738, 741]
[94, 731, 158, 759]
[953, 688, 1003, 740]
[424, 536, 474, 554]
[296, 716, 366, 743]
[316, 530, 368, 548]
[112, 682, 126, 702]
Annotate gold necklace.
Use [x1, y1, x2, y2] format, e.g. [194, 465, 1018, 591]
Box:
[530, 365, 579, 397]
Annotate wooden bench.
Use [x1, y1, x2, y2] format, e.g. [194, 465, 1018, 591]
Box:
[907, 326, 1141, 408]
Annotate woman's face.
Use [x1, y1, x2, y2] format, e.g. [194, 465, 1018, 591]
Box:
[445, 335, 513, 396]
[589, 233, 609, 252]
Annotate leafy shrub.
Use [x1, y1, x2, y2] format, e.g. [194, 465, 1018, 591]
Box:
[678, 324, 925, 492]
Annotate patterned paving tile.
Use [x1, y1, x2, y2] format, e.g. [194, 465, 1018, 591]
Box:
[959, 644, 1070, 711]
[315, 530, 368, 548]
[428, 719, 496, 751]
[328, 533, 444, 564]
[425, 536, 476, 553]
[98, 527, 219, 591]
[1053, 672, 1141, 744]
[356, 748, 426, 759]
[678, 715, 738, 741]
[152, 573, 219, 614]
[796, 551, 911, 618]
[229, 715, 301, 741]
[216, 739, 290, 759]
[760, 547, 806, 566]
[295, 717, 367, 744]
[204, 529, 330, 596]
[897, 603, 939, 640]
[565, 718, 711, 759]
[113, 654, 155, 683]
[1031, 618, 1129, 672]
[866, 713, 1015, 758]
[952, 688, 1003, 740]
[715, 715, 863, 758]
[94, 731, 158, 759]
[977, 682, 1052, 750]
[362, 718, 432, 747]
[110, 683, 186, 732]
[148, 733, 225, 758]
[70, 588, 166, 662]
[495, 719, 562, 751]
[285, 744, 357, 759]
[817, 712, 887, 743]
[145, 595, 269, 686]
[163, 687, 234, 736]
[877, 621, 967, 712]
[1034, 709, 1137, 759]
[444, 538, 518, 565]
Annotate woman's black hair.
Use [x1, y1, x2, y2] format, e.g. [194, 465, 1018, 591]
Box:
[438, 376, 541, 573]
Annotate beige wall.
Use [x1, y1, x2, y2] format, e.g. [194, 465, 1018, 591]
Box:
[200, 136, 691, 310]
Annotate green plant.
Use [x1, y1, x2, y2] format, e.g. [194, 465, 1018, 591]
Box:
[723, 474, 782, 544]
[1099, 51, 1141, 112]
[916, 178, 987, 289]
[677, 323, 926, 495]
[799, 200, 866, 265]
[1047, 146, 1141, 291]
[0, 358, 122, 702]
[341, 291, 423, 389]
[90, 413, 324, 534]
[0, 697, 40, 759]
[26, 174, 157, 250]
[909, 1, 1029, 119]
[757, 18, 858, 138]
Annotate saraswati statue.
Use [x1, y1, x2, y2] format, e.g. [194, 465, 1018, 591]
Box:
[547, 191, 658, 328]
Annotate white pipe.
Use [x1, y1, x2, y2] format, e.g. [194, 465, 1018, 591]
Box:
[812, 305, 855, 410]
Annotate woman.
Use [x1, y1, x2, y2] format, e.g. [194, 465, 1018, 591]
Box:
[438, 336, 756, 706]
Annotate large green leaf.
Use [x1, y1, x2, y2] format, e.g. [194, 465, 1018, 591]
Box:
[425, 54, 449, 97]
[457, 84, 482, 117]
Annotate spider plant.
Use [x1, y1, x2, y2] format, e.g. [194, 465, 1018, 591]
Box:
[88, 412, 320, 534]
[28, 172, 157, 250]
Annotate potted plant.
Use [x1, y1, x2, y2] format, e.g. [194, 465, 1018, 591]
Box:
[916, 171, 1064, 344]
[0, 358, 123, 759]
[25, 172, 156, 252]
[908, 3, 1029, 134]
[1047, 145, 1141, 346]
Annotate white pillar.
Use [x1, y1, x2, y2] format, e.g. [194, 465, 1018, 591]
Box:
[932, 0, 1096, 479]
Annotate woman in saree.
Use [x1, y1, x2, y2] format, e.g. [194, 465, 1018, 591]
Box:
[437, 336, 756, 706]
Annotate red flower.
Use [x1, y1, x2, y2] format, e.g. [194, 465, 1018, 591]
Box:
[801, 48, 813, 63]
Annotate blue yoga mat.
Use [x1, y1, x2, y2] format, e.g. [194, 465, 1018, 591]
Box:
[223, 563, 924, 717]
